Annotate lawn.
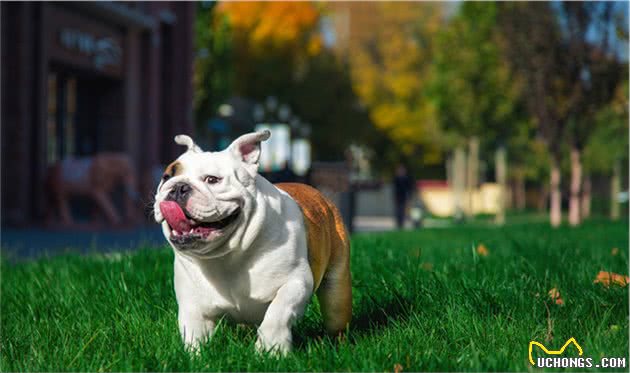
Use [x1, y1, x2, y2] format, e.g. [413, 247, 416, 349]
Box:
[2, 220, 628, 371]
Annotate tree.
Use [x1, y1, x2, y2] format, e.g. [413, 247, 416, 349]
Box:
[556, 2, 626, 225]
[194, 2, 234, 134]
[217, 1, 322, 99]
[206, 2, 373, 161]
[431, 2, 533, 218]
[345, 2, 446, 171]
[583, 79, 629, 219]
[289, 55, 375, 162]
[496, 3, 574, 226]
[499, 2, 627, 226]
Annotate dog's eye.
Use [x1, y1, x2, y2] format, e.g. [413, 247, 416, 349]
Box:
[162, 173, 171, 182]
[204, 175, 221, 184]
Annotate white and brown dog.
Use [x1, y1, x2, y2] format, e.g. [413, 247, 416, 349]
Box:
[153, 131, 352, 354]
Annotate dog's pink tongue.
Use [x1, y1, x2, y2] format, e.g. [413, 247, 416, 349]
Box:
[160, 201, 192, 232]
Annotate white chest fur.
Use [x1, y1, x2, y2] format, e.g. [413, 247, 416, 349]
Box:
[172, 184, 314, 353]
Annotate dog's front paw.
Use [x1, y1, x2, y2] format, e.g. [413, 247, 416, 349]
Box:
[183, 341, 203, 356]
[255, 326, 292, 356]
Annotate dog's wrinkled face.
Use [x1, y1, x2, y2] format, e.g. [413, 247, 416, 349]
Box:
[154, 131, 270, 258]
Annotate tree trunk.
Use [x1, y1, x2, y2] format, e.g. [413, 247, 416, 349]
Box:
[495, 147, 507, 225]
[453, 147, 466, 221]
[446, 155, 453, 193]
[568, 147, 582, 226]
[581, 175, 591, 219]
[550, 157, 562, 227]
[537, 183, 549, 212]
[514, 172, 526, 210]
[611, 161, 621, 220]
[466, 137, 479, 217]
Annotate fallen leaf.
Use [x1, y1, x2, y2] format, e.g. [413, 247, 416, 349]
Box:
[593, 271, 630, 287]
[611, 247, 619, 256]
[421, 262, 433, 271]
[548, 287, 564, 306]
[610, 324, 620, 333]
[555, 298, 564, 305]
[394, 363, 403, 373]
[476, 244, 489, 257]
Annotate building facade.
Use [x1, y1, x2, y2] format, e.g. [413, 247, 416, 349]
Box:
[1, 2, 195, 226]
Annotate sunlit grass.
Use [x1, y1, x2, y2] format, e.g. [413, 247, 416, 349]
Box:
[2, 220, 628, 371]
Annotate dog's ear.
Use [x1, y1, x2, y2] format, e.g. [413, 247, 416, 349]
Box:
[228, 130, 271, 165]
[174, 134, 203, 153]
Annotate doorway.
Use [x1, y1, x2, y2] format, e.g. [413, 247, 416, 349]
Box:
[46, 69, 123, 163]
[46, 72, 77, 164]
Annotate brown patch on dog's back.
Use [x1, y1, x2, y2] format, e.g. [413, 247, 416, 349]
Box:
[275, 182, 352, 334]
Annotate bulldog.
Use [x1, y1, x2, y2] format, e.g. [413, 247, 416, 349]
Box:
[153, 131, 352, 354]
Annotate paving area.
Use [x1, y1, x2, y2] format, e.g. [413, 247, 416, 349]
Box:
[1, 226, 166, 259]
[1, 216, 452, 259]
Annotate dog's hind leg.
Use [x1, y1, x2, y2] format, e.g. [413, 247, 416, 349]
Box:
[316, 256, 352, 335]
[317, 205, 352, 335]
[274, 183, 353, 335]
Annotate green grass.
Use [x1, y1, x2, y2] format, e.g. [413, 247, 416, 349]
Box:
[2, 221, 629, 371]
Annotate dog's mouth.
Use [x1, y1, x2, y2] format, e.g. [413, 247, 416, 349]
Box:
[159, 201, 240, 244]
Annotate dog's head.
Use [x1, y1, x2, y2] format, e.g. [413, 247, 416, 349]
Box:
[154, 130, 270, 258]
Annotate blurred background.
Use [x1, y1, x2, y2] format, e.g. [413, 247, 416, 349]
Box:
[1, 1, 628, 256]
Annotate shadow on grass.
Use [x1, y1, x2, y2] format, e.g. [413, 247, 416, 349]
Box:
[293, 287, 416, 349]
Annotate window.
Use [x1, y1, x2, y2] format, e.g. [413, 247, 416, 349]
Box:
[46, 72, 77, 164]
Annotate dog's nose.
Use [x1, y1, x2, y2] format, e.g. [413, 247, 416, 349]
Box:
[167, 182, 192, 202]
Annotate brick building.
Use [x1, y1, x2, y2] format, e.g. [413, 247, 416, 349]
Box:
[1, 2, 195, 226]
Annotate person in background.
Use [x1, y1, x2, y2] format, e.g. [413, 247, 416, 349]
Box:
[393, 163, 414, 229]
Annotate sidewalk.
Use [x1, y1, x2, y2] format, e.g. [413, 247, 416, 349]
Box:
[353, 215, 453, 232]
[1, 216, 453, 259]
[1, 226, 165, 259]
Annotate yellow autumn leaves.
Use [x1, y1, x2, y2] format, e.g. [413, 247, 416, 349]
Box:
[473, 243, 627, 306]
[547, 247, 628, 307]
[344, 2, 445, 163]
[217, 2, 321, 55]
[546, 269, 628, 308]
[593, 271, 630, 287]
[548, 287, 564, 306]
[476, 244, 489, 257]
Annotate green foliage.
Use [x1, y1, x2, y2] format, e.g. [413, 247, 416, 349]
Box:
[498, 2, 627, 162]
[2, 221, 628, 371]
[194, 2, 233, 132]
[584, 80, 629, 173]
[431, 2, 545, 181]
[432, 3, 516, 141]
[289, 55, 375, 162]
[348, 3, 445, 166]
[192, 2, 627, 181]
[193, 3, 373, 161]
[217, 1, 324, 100]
